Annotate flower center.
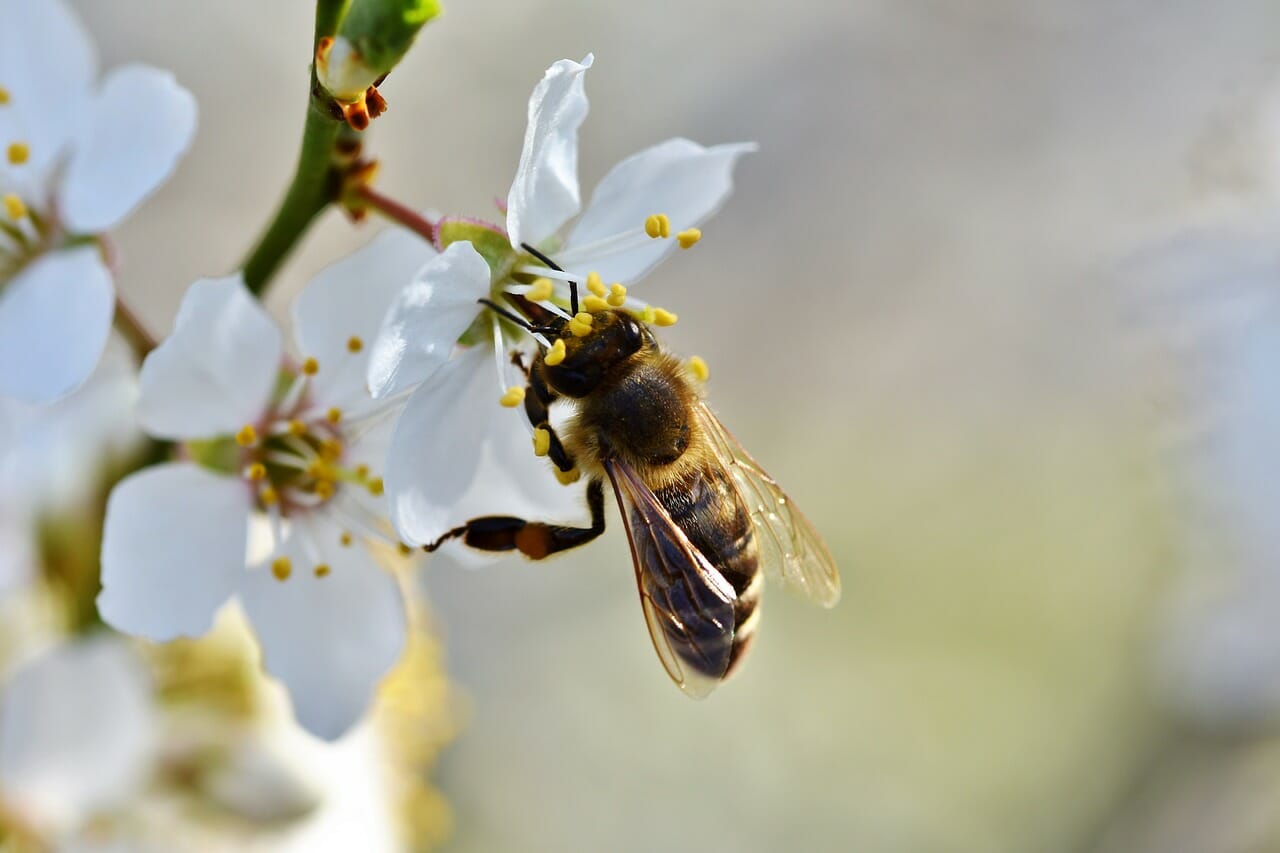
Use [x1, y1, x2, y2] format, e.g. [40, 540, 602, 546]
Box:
[0, 87, 54, 279]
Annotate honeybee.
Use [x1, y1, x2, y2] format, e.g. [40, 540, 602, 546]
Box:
[426, 247, 841, 696]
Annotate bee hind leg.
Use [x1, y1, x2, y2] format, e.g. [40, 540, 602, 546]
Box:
[424, 479, 606, 560]
[523, 367, 575, 473]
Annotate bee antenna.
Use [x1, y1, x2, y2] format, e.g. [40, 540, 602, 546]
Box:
[478, 298, 536, 332]
[521, 242, 578, 315]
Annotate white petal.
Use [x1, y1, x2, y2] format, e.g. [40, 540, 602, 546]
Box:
[0, 0, 96, 180]
[505, 54, 593, 250]
[366, 241, 492, 399]
[99, 463, 249, 641]
[137, 275, 281, 439]
[0, 636, 154, 833]
[241, 525, 406, 741]
[295, 225, 438, 406]
[59, 64, 197, 234]
[562, 139, 757, 283]
[0, 247, 114, 403]
[386, 347, 585, 547]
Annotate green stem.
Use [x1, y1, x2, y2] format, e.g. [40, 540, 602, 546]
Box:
[240, 0, 352, 294]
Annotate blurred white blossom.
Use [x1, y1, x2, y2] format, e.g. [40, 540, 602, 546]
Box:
[0, 0, 196, 402]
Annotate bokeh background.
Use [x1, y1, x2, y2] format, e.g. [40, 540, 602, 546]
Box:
[56, 0, 1280, 849]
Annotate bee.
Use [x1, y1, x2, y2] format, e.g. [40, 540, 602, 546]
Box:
[425, 246, 841, 696]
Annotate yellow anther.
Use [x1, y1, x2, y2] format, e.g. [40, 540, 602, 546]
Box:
[676, 228, 702, 249]
[607, 283, 628, 307]
[568, 312, 594, 337]
[499, 386, 526, 407]
[302, 357, 320, 375]
[634, 305, 657, 324]
[340, 531, 354, 547]
[314, 480, 335, 500]
[354, 463, 370, 480]
[3, 194, 26, 221]
[544, 338, 566, 366]
[314, 564, 331, 578]
[645, 213, 671, 239]
[526, 277, 554, 302]
[554, 466, 581, 485]
[586, 271, 606, 297]
[532, 427, 551, 457]
[0, 87, 10, 105]
[6, 142, 29, 166]
[368, 477, 385, 496]
[235, 424, 258, 447]
[397, 542, 414, 556]
[260, 486, 279, 506]
[320, 438, 343, 461]
[305, 458, 328, 478]
[271, 556, 292, 581]
[246, 462, 267, 481]
[582, 295, 610, 313]
[687, 355, 710, 382]
[287, 419, 307, 436]
[347, 335, 364, 353]
[653, 308, 678, 327]
[326, 407, 342, 424]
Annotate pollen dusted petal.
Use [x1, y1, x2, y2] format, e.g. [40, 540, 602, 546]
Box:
[59, 64, 197, 233]
[562, 138, 756, 284]
[505, 54, 594, 249]
[0, 247, 114, 403]
[99, 463, 249, 642]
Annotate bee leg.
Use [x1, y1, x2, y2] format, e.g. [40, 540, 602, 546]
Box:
[524, 368, 575, 473]
[510, 350, 529, 376]
[424, 479, 606, 559]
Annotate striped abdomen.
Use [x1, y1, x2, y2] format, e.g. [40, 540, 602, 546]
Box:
[652, 465, 761, 678]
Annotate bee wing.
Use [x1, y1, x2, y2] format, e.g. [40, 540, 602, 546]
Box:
[603, 458, 738, 699]
[695, 402, 841, 607]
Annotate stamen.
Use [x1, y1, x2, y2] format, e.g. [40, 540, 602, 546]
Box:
[246, 462, 267, 481]
[652, 308, 678, 327]
[347, 335, 364, 353]
[314, 480, 336, 500]
[271, 556, 293, 581]
[644, 214, 664, 239]
[3, 194, 26, 221]
[500, 386, 526, 407]
[633, 305, 657, 324]
[514, 265, 580, 283]
[0, 87, 10, 105]
[526, 277, 554, 302]
[367, 477, 385, 496]
[287, 418, 307, 436]
[397, 542, 414, 556]
[586, 272, 606, 297]
[340, 531, 354, 547]
[544, 339, 566, 366]
[687, 356, 710, 382]
[314, 563, 331, 578]
[319, 438, 343, 462]
[554, 467, 581, 485]
[532, 427, 551, 457]
[6, 142, 29, 166]
[260, 486, 280, 506]
[582, 295, 610, 312]
[302, 356, 320, 375]
[235, 424, 259, 447]
[676, 228, 702, 249]
[568, 312, 594, 337]
[326, 407, 343, 424]
[607, 283, 628, 307]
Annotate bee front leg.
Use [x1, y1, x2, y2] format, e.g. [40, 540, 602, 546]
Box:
[424, 479, 606, 559]
[524, 367, 574, 474]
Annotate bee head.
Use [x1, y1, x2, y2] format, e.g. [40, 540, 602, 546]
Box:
[542, 309, 651, 397]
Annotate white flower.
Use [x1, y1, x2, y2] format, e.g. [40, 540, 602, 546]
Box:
[0, 0, 196, 402]
[0, 634, 156, 839]
[367, 54, 754, 549]
[99, 245, 421, 740]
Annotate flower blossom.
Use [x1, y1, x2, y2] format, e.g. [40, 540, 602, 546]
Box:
[0, 0, 196, 402]
[365, 54, 754, 549]
[99, 252, 419, 740]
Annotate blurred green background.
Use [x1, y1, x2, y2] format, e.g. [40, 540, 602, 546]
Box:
[80, 0, 1280, 849]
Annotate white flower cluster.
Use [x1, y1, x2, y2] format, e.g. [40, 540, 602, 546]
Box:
[0, 37, 750, 740]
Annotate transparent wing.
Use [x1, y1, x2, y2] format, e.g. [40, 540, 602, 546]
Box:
[695, 402, 841, 607]
[604, 458, 738, 699]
